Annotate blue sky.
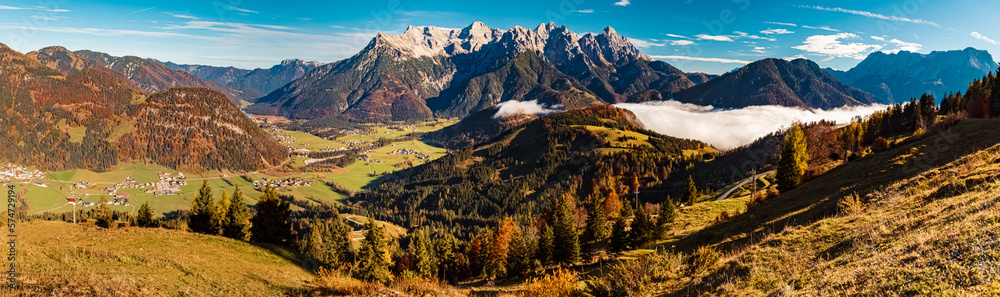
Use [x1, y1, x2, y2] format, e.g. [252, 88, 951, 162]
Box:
[1, 0, 997, 74]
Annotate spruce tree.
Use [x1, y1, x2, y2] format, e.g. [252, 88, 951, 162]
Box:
[537, 224, 554, 265]
[629, 206, 652, 247]
[327, 217, 353, 266]
[551, 196, 580, 265]
[223, 185, 252, 241]
[584, 196, 609, 243]
[506, 227, 530, 276]
[653, 199, 676, 240]
[355, 219, 392, 283]
[94, 195, 112, 228]
[188, 180, 214, 233]
[251, 184, 292, 244]
[609, 214, 629, 253]
[136, 201, 154, 227]
[435, 234, 458, 282]
[409, 229, 437, 279]
[209, 190, 230, 235]
[684, 175, 698, 205]
[777, 124, 809, 192]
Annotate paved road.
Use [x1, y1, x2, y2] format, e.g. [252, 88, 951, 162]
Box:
[715, 170, 774, 201]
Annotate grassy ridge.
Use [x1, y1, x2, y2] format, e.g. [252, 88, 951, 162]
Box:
[9, 221, 313, 296]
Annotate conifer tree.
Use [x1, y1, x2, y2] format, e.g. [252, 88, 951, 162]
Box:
[584, 196, 609, 243]
[537, 224, 554, 265]
[653, 199, 676, 240]
[94, 195, 112, 228]
[609, 214, 629, 253]
[777, 124, 809, 192]
[435, 233, 458, 282]
[136, 201, 154, 227]
[506, 227, 530, 276]
[629, 206, 652, 247]
[409, 229, 437, 279]
[684, 175, 698, 205]
[223, 185, 252, 241]
[251, 184, 292, 244]
[188, 180, 215, 234]
[551, 196, 580, 265]
[209, 190, 230, 235]
[355, 219, 392, 283]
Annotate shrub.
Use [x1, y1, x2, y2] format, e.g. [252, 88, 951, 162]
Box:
[587, 251, 682, 297]
[838, 193, 864, 216]
[521, 268, 583, 297]
[687, 246, 721, 274]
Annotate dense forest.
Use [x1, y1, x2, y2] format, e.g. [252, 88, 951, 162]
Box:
[352, 106, 707, 239]
[0, 43, 286, 172]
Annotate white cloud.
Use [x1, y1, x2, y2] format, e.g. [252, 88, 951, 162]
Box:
[792, 33, 882, 59]
[666, 33, 690, 39]
[800, 5, 939, 27]
[573, 9, 594, 13]
[670, 40, 695, 46]
[649, 55, 751, 64]
[0, 25, 205, 39]
[874, 37, 922, 53]
[760, 28, 793, 35]
[0, 5, 70, 12]
[801, 25, 839, 32]
[169, 13, 199, 19]
[734, 31, 776, 41]
[493, 100, 561, 118]
[629, 38, 665, 48]
[695, 34, 733, 42]
[226, 5, 259, 14]
[613, 0, 631, 7]
[971, 31, 999, 46]
[766, 21, 797, 27]
[616, 101, 887, 150]
[751, 46, 767, 54]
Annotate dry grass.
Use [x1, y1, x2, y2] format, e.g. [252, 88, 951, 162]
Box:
[647, 119, 1000, 295]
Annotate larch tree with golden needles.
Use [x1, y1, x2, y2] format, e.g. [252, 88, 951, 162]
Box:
[777, 124, 809, 192]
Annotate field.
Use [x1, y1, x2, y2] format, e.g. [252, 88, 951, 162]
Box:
[22, 119, 456, 218]
[10, 221, 314, 295]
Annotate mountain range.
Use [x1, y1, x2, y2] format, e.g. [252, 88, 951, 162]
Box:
[0, 43, 286, 172]
[156, 59, 324, 100]
[826, 47, 998, 103]
[674, 58, 883, 109]
[245, 22, 714, 122]
[27, 46, 250, 104]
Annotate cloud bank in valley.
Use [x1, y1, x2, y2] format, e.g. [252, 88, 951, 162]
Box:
[615, 101, 887, 150]
[493, 100, 561, 119]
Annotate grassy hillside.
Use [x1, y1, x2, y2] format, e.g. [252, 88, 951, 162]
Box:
[10, 221, 314, 296]
[646, 118, 1000, 295]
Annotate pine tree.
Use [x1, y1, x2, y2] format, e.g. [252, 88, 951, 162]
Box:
[629, 206, 652, 247]
[537, 224, 554, 265]
[551, 196, 580, 265]
[355, 218, 392, 283]
[653, 199, 676, 240]
[136, 201, 154, 227]
[684, 175, 698, 205]
[506, 227, 530, 276]
[209, 190, 230, 235]
[435, 234, 458, 282]
[223, 185, 252, 241]
[188, 180, 215, 234]
[609, 214, 629, 253]
[584, 196, 609, 243]
[251, 184, 292, 244]
[94, 195, 112, 228]
[410, 229, 437, 279]
[327, 217, 353, 266]
[777, 124, 809, 192]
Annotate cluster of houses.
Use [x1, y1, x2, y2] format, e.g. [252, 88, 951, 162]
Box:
[144, 172, 185, 195]
[252, 177, 314, 190]
[320, 146, 349, 153]
[73, 182, 94, 189]
[387, 148, 430, 160]
[0, 164, 44, 182]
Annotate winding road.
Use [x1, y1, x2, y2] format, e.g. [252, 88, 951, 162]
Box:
[715, 170, 774, 201]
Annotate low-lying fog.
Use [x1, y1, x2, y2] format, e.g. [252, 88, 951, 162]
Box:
[615, 101, 887, 151]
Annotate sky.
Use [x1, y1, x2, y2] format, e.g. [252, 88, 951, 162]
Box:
[1, 0, 997, 73]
